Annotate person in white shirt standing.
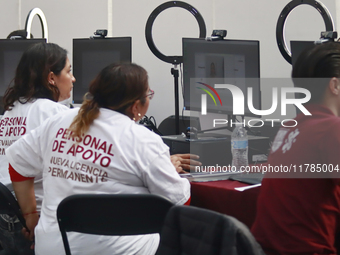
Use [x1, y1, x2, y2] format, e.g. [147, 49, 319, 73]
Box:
[0, 42, 75, 254]
[7, 63, 191, 255]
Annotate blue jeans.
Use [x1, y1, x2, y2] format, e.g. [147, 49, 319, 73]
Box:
[0, 214, 34, 255]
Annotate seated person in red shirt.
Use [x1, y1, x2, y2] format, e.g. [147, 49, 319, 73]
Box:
[251, 42, 340, 254]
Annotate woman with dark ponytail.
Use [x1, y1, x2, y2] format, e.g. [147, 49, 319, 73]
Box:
[0, 42, 75, 254]
[69, 63, 150, 137]
[7, 63, 190, 255]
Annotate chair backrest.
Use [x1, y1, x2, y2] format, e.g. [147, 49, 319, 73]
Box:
[158, 115, 201, 136]
[57, 193, 174, 255]
[156, 205, 265, 255]
[0, 182, 28, 230]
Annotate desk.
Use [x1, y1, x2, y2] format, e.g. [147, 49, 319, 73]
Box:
[190, 180, 261, 229]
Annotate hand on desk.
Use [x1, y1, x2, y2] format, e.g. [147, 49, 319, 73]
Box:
[170, 154, 201, 174]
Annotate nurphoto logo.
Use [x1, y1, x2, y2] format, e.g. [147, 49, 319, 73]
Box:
[198, 83, 312, 128]
[196, 82, 223, 114]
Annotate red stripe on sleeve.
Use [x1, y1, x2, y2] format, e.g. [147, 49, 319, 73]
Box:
[9, 164, 34, 182]
[184, 196, 191, 205]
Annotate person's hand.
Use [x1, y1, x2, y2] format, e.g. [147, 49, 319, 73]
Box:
[22, 212, 39, 249]
[170, 154, 201, 173]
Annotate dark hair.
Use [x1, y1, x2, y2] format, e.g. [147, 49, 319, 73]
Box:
[7, 29, 33, 39]
[69, 63, 148, 137]
[3, 42, 67, 110]
[292, 42, 340, 103]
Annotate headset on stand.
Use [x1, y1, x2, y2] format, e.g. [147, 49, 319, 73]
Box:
[139, 116, 163, 136]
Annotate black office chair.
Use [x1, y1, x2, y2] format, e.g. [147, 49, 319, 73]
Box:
[0, 182, 28, 230]
[156, 205, 265, 255]
[57, 193, 174, 255]
[158, 115, 201, 135]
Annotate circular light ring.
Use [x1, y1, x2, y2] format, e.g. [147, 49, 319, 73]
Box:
[25, 8, 49, 42]
[145, 1, 206, 64]
[276, 0, 334, 64]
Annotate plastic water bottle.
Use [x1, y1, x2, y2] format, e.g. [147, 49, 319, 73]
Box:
[231, 123, 248, 172]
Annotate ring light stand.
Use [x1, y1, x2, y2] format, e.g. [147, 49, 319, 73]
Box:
[145, 1, 206, 134]
[276, 0, 334, 64]
[25, 8, 49, 42]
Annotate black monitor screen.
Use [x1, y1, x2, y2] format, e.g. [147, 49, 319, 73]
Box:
[73, 37, 132, 103]
[290, 41, 315, 67]
[183, 38, 261, 117]
[0, 39, 46, 97]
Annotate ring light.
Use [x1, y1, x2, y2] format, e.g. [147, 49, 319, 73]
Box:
[145, 1, 206, 64]
[25, 8, 49, 42]
[145, 1, 206, 134]
[276, 0, 334, 64]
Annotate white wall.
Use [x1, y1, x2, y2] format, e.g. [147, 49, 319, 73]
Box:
[0, 0, 337, 125]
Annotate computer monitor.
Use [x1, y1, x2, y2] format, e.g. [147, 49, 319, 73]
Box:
[72, 37, 132, 103]
[0, 39, 46, 98]
[290, 40, 315, 67]
[182, 38, 261, 118]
